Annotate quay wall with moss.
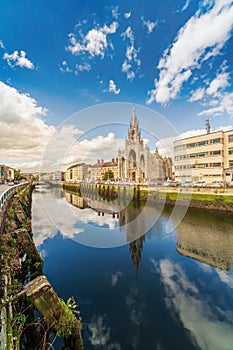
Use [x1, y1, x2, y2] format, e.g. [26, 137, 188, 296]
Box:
[62, 182, 233, 213]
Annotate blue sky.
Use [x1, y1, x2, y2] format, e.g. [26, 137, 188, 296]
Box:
[1, 0, 233, 171]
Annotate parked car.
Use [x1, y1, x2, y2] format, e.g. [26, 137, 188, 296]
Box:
[193, 181, 206, 187]
[211, 181, 225, 188]
[182, 180, 193, 187]
[163, 180, 179, 187]
[8, 182, 14, 186]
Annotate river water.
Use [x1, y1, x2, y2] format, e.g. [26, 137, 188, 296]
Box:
[32, 185, 233, 350]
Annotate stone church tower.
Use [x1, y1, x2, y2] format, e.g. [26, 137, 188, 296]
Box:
[118, 106, 164, 182]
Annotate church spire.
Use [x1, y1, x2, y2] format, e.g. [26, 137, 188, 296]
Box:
[128, 104, 142, 142]
[131, 104, 137, 127]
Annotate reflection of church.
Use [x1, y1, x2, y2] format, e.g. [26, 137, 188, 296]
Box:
[119, 203, 147, 275]
[118, 106, 171, 182]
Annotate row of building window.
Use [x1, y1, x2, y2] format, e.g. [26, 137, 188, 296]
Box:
[175, 135, 233, 151]
[175, 150, 221, 161]
[175, 163, 222, 170]
[174, 138, 222, 151]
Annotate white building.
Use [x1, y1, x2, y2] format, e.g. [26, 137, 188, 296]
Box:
[174, 128, 233, 184]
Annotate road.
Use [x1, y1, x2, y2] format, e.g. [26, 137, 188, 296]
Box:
[0, 184, 10, 196]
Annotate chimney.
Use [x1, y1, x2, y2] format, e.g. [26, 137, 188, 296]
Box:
[112, 158, 114, 163]
[101, 159, 104, 164]
[98, 159, 100, 164]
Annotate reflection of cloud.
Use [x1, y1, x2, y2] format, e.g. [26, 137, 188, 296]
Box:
[216, 270, 233, 290]
[125, 288, 145, 348]
[111, 271, 122, 286]
[88, 315, 110, 346]
[154, 258, 233, 350]
[32, 189, 84, 247]
[69, 206, 118, 230]
[87, 315, 121, 349]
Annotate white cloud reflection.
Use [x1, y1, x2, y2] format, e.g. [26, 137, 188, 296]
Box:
[151, 258, 233, 350]
[87, 315, 121, 349]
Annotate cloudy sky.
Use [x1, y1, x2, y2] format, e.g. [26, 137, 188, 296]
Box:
[1, 0, 233, 171]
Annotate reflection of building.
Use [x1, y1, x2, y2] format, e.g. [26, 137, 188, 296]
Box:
[176, 213, 233, 270]
[40, 171, 64, 182]
[65, 192, 87, 209]
[118, 106, 169, 182]
[174, 126, 233, 184]
[119, 204, 146, 274]
[65, 163, 88, 182]
[0, 164, 14, 183]
[90, 158, 118, 181]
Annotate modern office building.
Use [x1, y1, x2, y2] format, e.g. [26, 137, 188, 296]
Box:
[174, 126, 233, 184]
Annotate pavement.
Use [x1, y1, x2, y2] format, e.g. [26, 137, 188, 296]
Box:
[0, 184, 10, 196]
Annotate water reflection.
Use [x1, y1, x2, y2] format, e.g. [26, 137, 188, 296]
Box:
[151, 258, 233, 350]
[176, 210, 233, 270]
[32, 185, 233, 350]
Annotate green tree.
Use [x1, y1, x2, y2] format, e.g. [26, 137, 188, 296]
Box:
[103, 170, 114, 181]
[14, 169, 22, 181]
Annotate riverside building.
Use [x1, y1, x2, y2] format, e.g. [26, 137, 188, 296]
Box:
[118, 106, 171, 182]
[174, 123, 233, 184]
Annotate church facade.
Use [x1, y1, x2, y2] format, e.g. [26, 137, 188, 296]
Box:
[118, 107, 170, 182]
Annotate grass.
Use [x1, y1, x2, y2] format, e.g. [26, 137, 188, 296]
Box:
[162, 191, 233, 203]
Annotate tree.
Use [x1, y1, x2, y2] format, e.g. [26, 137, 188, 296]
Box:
[14, 169, 22, 181]
[103, 170, 114, 181]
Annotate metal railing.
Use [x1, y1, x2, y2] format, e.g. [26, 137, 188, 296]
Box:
[0, 182, 29, 210]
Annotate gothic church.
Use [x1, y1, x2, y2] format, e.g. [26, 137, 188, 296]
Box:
[118, 106, 169, 182]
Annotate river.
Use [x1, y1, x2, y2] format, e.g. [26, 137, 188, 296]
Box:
[32, 185, 233, 350]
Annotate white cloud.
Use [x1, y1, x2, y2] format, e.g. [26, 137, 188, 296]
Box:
[0, 81, 54, 170]
[147, 0, 233, 104]
[66, 22, 118, 58]
[181, 0, 190, 12]
[122, 60, 131, 73]
[206, 71, 230, 96]
[126, 71, 135, 81]
[3, 50, 34, 69]
[0, 39, 4, 49]
[189, 87, 205, 102]
[198, 92, 233, 116]
[104, 80, 120, 94]
[75, 62, 91, 74]
[43, 128, 124, 172]
[141, 17, 157, 33]
[60, 60, 72, 73]
[189, 62, 233, 116]
[121, 26, 141, 81]
[124, 12, 131, 19]
[112, 6, 119, 19]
